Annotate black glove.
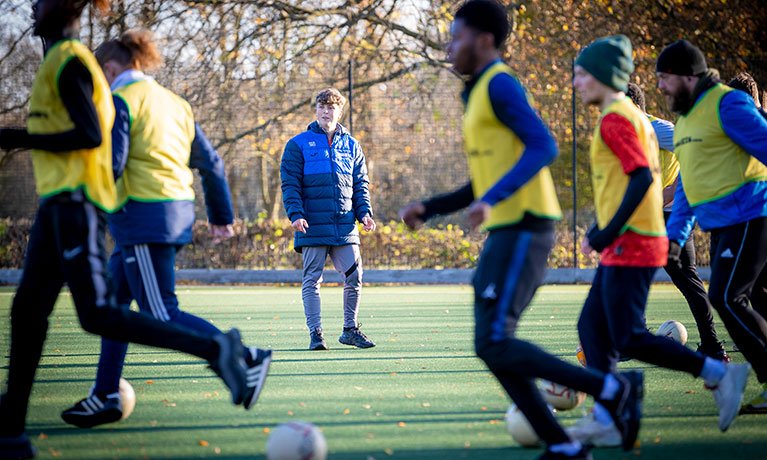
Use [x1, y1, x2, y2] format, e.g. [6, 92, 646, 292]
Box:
[667, 241, 683, 270]
[586, 223, 614, 253]
[0, 128, 29, 150]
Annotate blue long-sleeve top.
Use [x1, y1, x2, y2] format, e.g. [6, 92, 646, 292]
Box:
[423, 60, 558, 220]
[667, 89, 767, 244]
[109, 94, 234, 247]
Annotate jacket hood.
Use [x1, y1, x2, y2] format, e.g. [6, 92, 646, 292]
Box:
[307, 120, 348, 136]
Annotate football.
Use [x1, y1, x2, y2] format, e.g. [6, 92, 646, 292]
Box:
[119, 378, 136, 420]
[266, 421, 328, 460]
[657, 320, 688, 345]
[505, 404, 541, 447]
[539, 379, 586, 410]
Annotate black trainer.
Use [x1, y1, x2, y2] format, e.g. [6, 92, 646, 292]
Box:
[599, 370, 643, 451]
[61, 392, 122, 428]
[210, 329, 248, 405]
[0, 433, 37, 460]
[697, 342, 729, 362]
[309, 327, 329, 350]
[339, 324, 375, 348]
[243, 346, 272, 410]
[537, 445, 593, 460]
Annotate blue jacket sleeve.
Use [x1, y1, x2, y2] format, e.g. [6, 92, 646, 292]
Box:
[666, 174, 696, 245]
[111, 94, 131, 180]
[351, 141, 373, 221]
[189, 123, 234, 225]
[479, 73, 558, 206]
[650, 117, 675, 152]
[280, 139, 306, 222]
[720, 90, 767, 167]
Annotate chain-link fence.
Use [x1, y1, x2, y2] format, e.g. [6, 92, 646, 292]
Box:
[2, 55, 766, 269]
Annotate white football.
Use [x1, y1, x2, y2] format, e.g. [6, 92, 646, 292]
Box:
[657, 320, 688, 345]
[539, 379, 586, 411]
[119, 378, 136, 420]
[266, 421, 327, 460]
[505, 404, 541, 447]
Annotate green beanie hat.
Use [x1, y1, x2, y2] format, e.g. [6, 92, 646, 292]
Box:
[575, 35, 634, 92]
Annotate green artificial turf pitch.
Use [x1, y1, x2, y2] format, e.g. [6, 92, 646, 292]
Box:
[1, 285, 766, 459]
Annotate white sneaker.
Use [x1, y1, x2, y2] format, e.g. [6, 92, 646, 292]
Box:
[565, 411, 621, 448]
[712, 362, 751, 431]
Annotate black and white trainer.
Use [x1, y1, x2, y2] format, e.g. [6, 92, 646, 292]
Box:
[61, 392, 122, 428]
[243, 346, 272, 410]
[210, 329, 248, 405]
[598, 370, 643, 451]
[338, 324, 375, 348]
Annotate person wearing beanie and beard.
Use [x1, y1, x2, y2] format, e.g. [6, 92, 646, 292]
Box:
[569, 35, 751, 448]
[657, 40, 767, 414]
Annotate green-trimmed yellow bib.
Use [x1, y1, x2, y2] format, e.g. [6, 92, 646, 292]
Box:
[113, 79, 195, 207]
[27, 39, 116, 211]
[590, 98, 665, 236]
[673, 84, 767, 206]
[463, 62, 561, 229]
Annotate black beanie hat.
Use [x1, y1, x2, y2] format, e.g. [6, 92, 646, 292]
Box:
[656, 40, 707, 76]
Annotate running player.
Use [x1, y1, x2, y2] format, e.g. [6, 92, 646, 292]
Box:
[567, 35, 750, 448]
[625, 82, 727, 361]
[0, 2, 255, 458]
[657, 40, 767, 414]
[400, 3, 643, 459]
[59, 29, 271, 429]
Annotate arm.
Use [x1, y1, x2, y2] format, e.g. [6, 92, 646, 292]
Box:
[662, 175, 679, 207]
[650, 117, 675, 152]
[351, 142, 372, 222]
[586, 113, 654, 252]
[280, 139, 306, 223]
[666, 174, 696, 246]
[111, 95, 131, 180]
[189, 123, 234, 225]
[479, 73, 558, 206]
[719, 90, 767, 167]
[422, 182, 475, 220]
[0, 58, 102, 151]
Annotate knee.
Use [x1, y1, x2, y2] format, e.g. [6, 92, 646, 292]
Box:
[345, 268, 362, 289]
[78, 306, 122, 335]
[475, 338, 517, 371]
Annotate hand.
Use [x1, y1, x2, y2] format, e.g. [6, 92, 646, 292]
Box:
[667, 241, 682, 269]
[466, 200, 491, 231]
[362, 216, 376, 232]
[292, 218, 309, 234]
[581, 235, 594, 255]
[399, 202, 426, 230]
[209, 224, 234, 244]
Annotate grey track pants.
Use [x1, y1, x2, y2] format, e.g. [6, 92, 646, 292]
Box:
[301, 244, 362, 330]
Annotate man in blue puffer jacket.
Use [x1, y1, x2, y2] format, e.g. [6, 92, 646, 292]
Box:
[281, 88, 376, 351]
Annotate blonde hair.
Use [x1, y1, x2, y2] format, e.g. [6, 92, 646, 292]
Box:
[316, 88, 346, 108]
[95, 29, 162, 71]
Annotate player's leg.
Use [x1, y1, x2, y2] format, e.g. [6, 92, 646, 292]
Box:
[474, 228, 640, 455]
[302, 246, 329, 350]
[55, 194, 249, 405]
[578, 267, 618, 373]
[708, 218, 767, 413]
[0, 203, 64, 453]
[664, 232, 725, 359]
[61, 247, 133, 427]
[331, 244, 374, 348]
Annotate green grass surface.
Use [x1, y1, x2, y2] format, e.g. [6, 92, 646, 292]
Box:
[1, 285, 765, 459]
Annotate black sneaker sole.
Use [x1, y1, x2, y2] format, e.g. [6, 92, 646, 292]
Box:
[61, 408, 122, 428]
[338, 338, 376, 348]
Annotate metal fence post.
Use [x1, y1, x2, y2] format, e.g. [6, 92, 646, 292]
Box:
[571, 58, 578, 270]
[348, 59, 353, 135]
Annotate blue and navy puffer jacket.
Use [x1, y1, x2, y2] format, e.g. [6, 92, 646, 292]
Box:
[280, 121, 372, 252]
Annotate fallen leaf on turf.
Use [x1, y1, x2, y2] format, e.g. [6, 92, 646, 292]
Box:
[38, 433, 47, 440]
[161, 399, 169, 403]
[390, 372, 397, 376]
[406, 394, 415, 398]
[384, 448, 394, 455]
[390, 339, 396, 342]
[343, 408, 350, 414]
[204, 393, 213, 397]
[287, 411, 293, 416]
[300, 402, 306, 407]
[363, 404, 371, 409]
[685, 390, 695, 394]
[214, 391, 218, 396]
[421, 402, 430, 407]
[273, 316, 279, 319]
[489, 420, 499, 424]
[199, 440, 209, 446]
[48, 448, 60, 457]
[146, 380, 154, 384]
[366, 433, 375, 439]
[166, 403, 176, 407]
[480, 407, 487, 411]
[263, 428, 270, 433]
[654, 438, 661, 444]
[464, 442, 471, 448]
[397, 422, 406, 427]
[354, 386, 363, 390]
[214, 447, 221, 454]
